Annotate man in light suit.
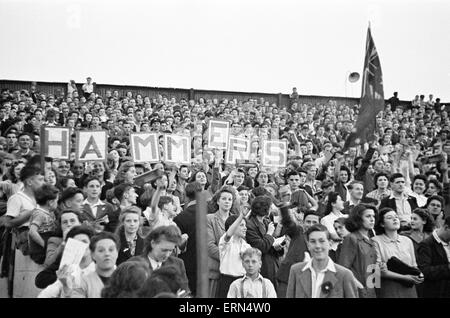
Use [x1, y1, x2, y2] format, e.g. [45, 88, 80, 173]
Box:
[286, 224, 358, 298]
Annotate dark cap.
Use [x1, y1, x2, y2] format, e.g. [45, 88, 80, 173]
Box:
[150, 118, 161, 125]
[116, 143, 128, 149]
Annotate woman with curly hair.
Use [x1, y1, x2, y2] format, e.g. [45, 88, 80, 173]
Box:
[0, 160, 25, 199]
[101, 261, 149, 298]
[206, 185, 240, 214]
[254, 171, 270, 188]
[372, 208, 423, 298]
[44, 169, 57, 187]
[206, 187, 235, 297]
[236, 185, 251, 215]
[400, 208, 434, 256]
[113, 161, 137, 186]
[114, 206, 145, 265]
[338, 204, 378, 298]
[425, 179, 442, 197]
[188, 169, 220, 201]
[114, 161, 145, 207]
[366, 172, 391, 207]
[400, 208, 434, 298]
[320, 192, 347, 251]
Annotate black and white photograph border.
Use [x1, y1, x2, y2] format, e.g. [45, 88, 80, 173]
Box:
[0, 0, 449, 307]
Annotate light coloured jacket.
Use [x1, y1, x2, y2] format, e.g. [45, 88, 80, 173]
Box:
[62, 270, 105, 298]
[207, 212, 228, 280]
[38, 262, 96, 298]
[286, 261, 358, 298]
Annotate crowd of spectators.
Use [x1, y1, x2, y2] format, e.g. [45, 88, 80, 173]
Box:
[0, 78, 449, 298]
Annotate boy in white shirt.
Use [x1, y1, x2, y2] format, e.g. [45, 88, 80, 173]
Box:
[143, 180, 188, 249]
[217, 211, 251, 297]
[227, 247, 277, 298]
[146, 196, 177, 230]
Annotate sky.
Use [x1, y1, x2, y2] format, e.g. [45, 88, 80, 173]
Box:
[0, 0, 449, 101]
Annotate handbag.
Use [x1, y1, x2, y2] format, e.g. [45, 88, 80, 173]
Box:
[386, 256, 421, 287]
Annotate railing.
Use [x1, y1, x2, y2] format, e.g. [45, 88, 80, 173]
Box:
[0, 79, 414, 107]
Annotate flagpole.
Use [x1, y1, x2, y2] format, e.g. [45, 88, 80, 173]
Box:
[196, 190, 209, 298]
[345, 71, 349, 97]
[40, 125, 46, 174]
[344, 23, 384, 150]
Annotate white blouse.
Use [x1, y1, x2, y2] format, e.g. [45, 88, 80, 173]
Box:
[372, 234, 417, 268]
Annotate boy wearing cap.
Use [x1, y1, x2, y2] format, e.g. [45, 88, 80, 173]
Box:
[298, 124, 310, 142]
[150, 118, 161, 132]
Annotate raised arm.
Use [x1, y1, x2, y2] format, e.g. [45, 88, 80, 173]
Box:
[223, 211, 245, 242]
[291, 133, 303, 158]
[302, 189, 318, 211]
[355, 144, 376, 181]
[147, 181, 164, 221]
[209, 150, 223, 194]
[279, 203, 300, 238]
[246, 219, 275, 253]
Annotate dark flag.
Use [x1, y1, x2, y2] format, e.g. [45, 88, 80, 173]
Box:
[344, 25, 384, 149]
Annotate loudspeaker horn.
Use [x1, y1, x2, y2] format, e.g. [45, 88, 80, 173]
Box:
[348, 72, 360, 83]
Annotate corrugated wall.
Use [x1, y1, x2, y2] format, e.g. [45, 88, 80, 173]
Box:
[1, 79, 392, 107]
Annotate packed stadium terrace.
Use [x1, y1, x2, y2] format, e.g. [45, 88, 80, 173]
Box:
[0, 80, 449, 298]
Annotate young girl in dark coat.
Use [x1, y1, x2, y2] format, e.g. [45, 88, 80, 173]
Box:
[115, 206, 145, 265]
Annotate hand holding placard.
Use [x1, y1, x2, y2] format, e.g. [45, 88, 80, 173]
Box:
[59, 238, 89, 270]
[57, 264, 75, 293]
